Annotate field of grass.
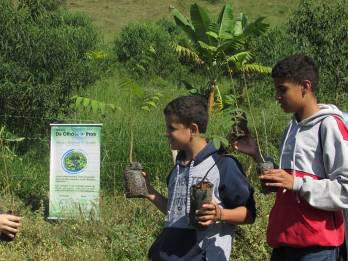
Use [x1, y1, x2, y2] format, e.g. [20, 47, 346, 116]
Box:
[65, 0, 300, 42]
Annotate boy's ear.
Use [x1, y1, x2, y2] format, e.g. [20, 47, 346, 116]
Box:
[190, 123, 200, 134]
[302, 80, 313, 93]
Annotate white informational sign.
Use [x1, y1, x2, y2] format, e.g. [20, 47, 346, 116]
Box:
[49, 124, 102, 220]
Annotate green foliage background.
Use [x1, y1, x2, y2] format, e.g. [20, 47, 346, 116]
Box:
[0, 0, 111, 138]
[0, 0, 347, 260]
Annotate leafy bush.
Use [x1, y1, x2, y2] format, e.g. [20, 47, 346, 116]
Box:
[250, 27, 298, 69]
[0, 0, 109, 137]
[114, 22, 183, 80]
[288, 0, 348, 102]
[252, 0, 348, 103]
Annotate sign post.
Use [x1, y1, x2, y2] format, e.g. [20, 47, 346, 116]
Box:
[49, 124, 102, 220]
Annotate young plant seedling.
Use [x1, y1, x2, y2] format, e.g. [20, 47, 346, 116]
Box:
[119, 78, 161, 198]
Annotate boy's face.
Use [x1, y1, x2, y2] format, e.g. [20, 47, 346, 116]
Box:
[165, 114, 192, 150]
[274, 78, 305, 113]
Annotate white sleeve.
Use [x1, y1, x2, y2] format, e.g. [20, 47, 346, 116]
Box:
[297, 116, 348, 211]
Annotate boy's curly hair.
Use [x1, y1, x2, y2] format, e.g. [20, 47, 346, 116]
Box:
[272, 54, 319, 92]
[164, 95, 208, 133]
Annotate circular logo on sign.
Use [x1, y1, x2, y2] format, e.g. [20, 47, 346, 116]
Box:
[62, 149, 87, 174]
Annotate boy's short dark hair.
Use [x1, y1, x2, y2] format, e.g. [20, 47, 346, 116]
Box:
[272, 54, 319, 91]
[164, 95, 208, 133]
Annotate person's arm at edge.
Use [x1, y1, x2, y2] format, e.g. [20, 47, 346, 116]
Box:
[145, 185, 168, 214]
[293, 117, 348, 210]
[196, 204, 253, 226]
[0, 214, 21, 238]
[218, 205, 253, 224]
[233, 135, 264, 163]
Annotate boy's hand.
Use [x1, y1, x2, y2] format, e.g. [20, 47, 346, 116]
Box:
[0, 214, 21, 238]
[233, 135, 262, 162]
[260, 169, 294, 190]
[195, 202, 222, 227]
[141, 172, 155, 200]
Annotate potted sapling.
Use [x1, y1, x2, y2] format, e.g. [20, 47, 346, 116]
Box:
[120, 78, 161, 198]
[71, 78, 161, 198]
[189, 175, 214, 229]
[226, 102, 275, 194]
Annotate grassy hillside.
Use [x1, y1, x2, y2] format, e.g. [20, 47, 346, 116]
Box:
[4, 0, 345, 260]
[65, 0, 300, 42]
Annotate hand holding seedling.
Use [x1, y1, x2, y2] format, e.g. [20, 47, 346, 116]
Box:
[0, 214, 21, 239]
[195, 202, 222, 227]
[233, 134, 263, 162]
[141, 172, 154, 199]
[260, 169, 294, 190]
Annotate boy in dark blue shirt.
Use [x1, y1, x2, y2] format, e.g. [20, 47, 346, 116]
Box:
[145, 95, 255, 260]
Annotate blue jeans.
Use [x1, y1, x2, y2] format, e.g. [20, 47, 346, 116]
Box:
[270, 246, 337, 261]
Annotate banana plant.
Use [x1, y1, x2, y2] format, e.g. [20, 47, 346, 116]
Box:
[171, 3, 271, 112]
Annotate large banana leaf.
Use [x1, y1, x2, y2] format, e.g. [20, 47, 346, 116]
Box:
[198, 41, 217, 53]
[171, 7, 196, 41]
[175, 44, 204, 65]
[190, 3, 211, 44]
[216, 3, 234, 38]
[238, 63, 272, 74]
[226, 51, 253, 65]
[218, 36, 245, 54]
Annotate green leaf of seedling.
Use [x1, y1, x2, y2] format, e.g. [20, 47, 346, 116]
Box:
[181, 80, 195, 90]
[108, 104, 116, 111]
[145, 101, 157, 108]
[141, 106, 150, 111]
[75, 96, 83, 107]
[135, 64, 146, 72]
[189, 89, 198, 95]
[234, 20, 243, 36]
[108, 104, 121, 112]
[212, 137, 221, 150]
[5, 137, 25, 142]
[82, 97, 90, 108]
[130, 82, 144, 97]
[91, 100, 99, 113]
[198, 41, 217, 52]
[206, 31, 218, 39]
[149, 45, 156, 54]
[219, 137, 229, 147]
[99, 103, 106, 114]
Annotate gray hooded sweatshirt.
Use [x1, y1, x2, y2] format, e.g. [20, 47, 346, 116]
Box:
[267, 104, 348, 248]
[282, 104, 348, 210]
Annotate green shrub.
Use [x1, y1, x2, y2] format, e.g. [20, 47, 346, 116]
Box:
[114, 22, 182, 80]
[288, 0, 348, 102]
[0, 0, 110, 137]
[252, 0, 348, 104]
[250, 27, 298, 69]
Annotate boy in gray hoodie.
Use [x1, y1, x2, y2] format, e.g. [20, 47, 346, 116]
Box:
[234, 54, 348, 260]
[145, 95, 255, 260]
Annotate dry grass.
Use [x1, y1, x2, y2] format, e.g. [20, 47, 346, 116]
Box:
[65, 0, 299, 42]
